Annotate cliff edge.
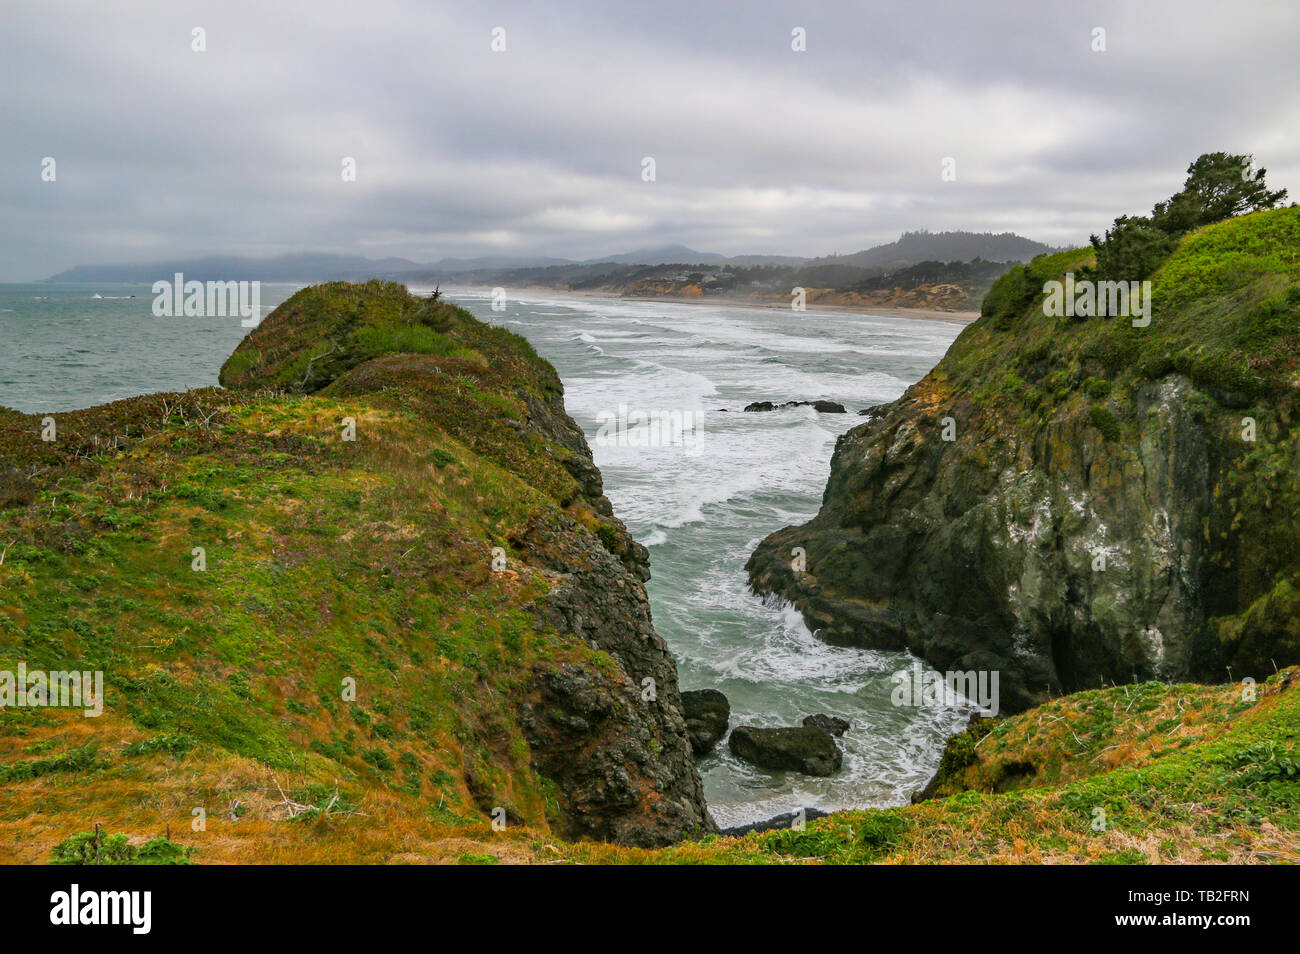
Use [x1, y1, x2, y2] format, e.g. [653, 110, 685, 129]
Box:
[748, 207, 1300, 712]
[0, 281, 712, 862]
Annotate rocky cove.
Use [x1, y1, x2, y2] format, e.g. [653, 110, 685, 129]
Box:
[3, 199, 1300, 863]
[0, 277, 975, 860]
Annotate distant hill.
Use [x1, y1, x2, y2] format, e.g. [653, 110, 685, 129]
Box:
[809, 231, 1053, 270]
[580, 245, 804, 267]
[40, 231, 1049, 283]
[41, 248, 737, 282]
[583, 244, 727, 266]
[427, 254, 577, 272]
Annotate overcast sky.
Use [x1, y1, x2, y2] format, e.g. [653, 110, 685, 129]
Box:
[2, 0, 1298, 281]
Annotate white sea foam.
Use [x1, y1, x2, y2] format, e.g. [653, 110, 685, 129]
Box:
[447, 288, 970, 825]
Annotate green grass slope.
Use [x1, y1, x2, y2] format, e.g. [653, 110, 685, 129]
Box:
[950, 206, 1300, 408]
[593, 668, 1297, 864]
[0, 281, 693, 862]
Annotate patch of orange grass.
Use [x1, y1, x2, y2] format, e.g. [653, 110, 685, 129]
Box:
[0, 730, 564, 865]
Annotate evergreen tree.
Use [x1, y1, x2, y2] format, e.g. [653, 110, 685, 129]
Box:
[1091, 153, 1288, 280]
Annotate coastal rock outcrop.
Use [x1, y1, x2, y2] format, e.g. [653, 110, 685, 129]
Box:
[743, 400, 846, 413]
[721, 806, 831, 836]
[221, 282, 715, 846]
[728, 725, 843, 776]
[748, 208, 1300, 713]
[0, 280, 713, 860]
[802, 713, 850, 736]
[680, 688, 730, 755]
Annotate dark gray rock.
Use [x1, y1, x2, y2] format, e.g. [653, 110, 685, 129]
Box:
[722, 807, 831, 837]
[747, 367, 1291, 714]
[680, 688, 730, 755]
[802, 713, 850, 736]
[808, 400, 847, 414]
[505, 383, 716, 845]
[728, 725, 843, 776]
[743, 400, 846, 414]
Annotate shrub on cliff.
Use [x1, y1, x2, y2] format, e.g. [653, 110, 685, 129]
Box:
[51, 828, 192, 865]
[1090, 152, 1288, 281]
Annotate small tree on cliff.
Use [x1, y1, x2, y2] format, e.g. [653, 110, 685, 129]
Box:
[1091, 152, 1289, 280]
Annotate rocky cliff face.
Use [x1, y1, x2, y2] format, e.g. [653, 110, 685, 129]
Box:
[0, 281, 711, 862]
[749, 208, 1300, 713]
[223, 282, 714, 846]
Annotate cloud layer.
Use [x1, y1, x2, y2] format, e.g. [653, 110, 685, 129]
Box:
[2, 0, 1297, 280]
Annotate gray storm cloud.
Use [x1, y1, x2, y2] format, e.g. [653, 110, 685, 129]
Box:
[1, 0, 1297, 280]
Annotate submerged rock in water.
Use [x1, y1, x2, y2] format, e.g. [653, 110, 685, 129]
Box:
[807, 400, 847, 413]
[802, 713, 850, 736]
[722, 807, 831, 837]
[681, 688, 730, 755]
[728, 725, 843, 776]
[743, 399, 846, 413]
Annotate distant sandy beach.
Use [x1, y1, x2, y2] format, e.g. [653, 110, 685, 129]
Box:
[452, 284, 980, 325]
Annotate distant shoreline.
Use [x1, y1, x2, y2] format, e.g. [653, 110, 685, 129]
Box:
[18, 278, 980, 326]
[448, 284, 980, 325]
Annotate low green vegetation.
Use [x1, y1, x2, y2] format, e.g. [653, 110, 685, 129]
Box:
[953, 206, 1300, 415]
[0, 281, 635, 863]
[51, 828, 192, 865]
[1090, 152, 1288, 281]
[561, 669, 1298, 864]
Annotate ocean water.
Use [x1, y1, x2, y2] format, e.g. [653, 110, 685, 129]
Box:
[445, 288, 976, 827]
[0, 283, 298, 412]
[0, 280, 975, 828]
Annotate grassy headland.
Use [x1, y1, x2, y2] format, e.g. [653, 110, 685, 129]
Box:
[0, 280, 710, 862]
[4, 211, 1298, 862]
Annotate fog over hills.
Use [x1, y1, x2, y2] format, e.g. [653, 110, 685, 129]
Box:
[41, 231, 1049, 283]
[806, 230, 1054, 270]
